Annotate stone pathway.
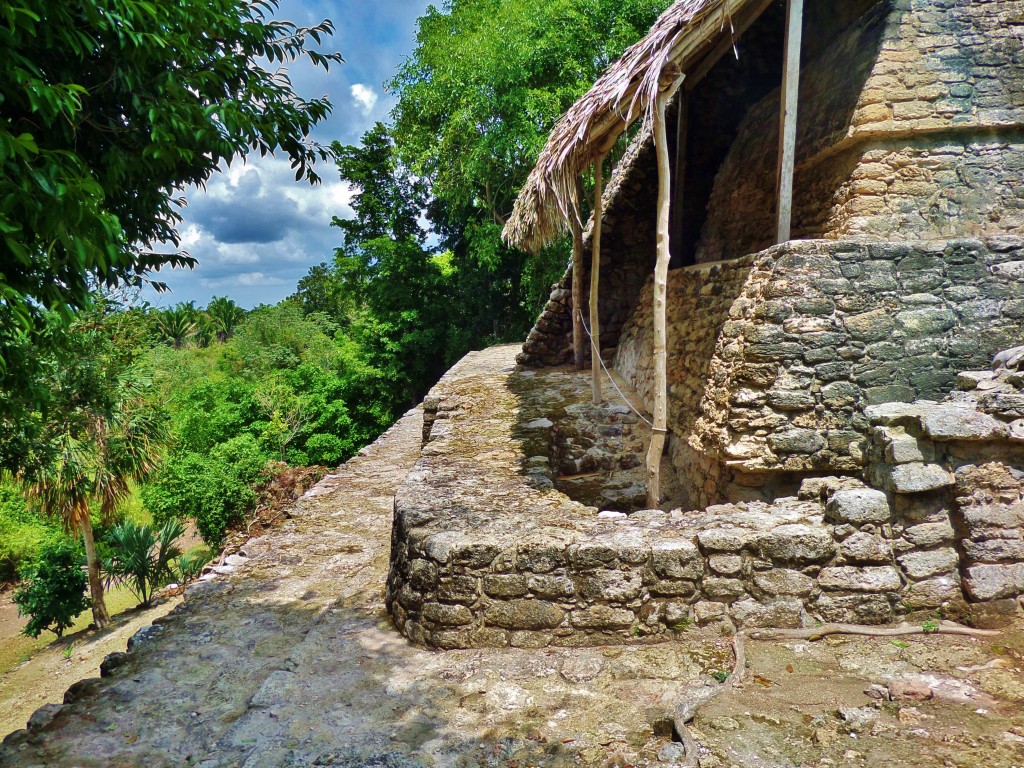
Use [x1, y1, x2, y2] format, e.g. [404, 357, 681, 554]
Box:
[2, 358, 1024, 768]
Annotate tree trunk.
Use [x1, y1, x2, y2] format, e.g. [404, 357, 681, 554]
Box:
[590, 153, 605, 404]
[81, 514, 110, 628]
[646, 81, 681, 509]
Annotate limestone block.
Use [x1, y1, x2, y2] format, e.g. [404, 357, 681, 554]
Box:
[964, 563, 1024, 601]
[883, 463, 955, 493]
[527, 574, 575, 599]
[897, 548, 959, 579]
[437, 576, 480, 605]
[814, 593, 895, 624]
[422, 602, 473, 626]
[697, 527, 754, 553]
[768, 429, 826, 455]
[484, 599, 565, 630]
[708, 554, 744, 576]
[516, 544, 565, 573]
[753, 569, 815, 597]
[650, 539, 703, 578]
[902, 575, 962, 609]
[648, 579, 697, 597]
[757, 524, 837, 564]
[702, 577, 746, 601]
[919, 405, 1008, 441]
[902, 521, 954, 548]
[884, 433, 932, 465]
[963, 538, 1024, 564]
[839, 532, 894, 564]
[483, 574, 529, 599]
[577, 570, 643, 602]
[567, 542, 618, 569]
[691, 602, 726, 625]
[818, 566, 902, 593]
[731, 598, 803, 628]
[570, 605, 636, 630]
[826, 488, 892, 524]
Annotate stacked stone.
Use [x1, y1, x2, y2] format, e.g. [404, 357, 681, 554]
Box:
[612, 236, 1024, 507]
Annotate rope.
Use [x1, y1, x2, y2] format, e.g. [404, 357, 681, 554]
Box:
[575, 309, 655, 429]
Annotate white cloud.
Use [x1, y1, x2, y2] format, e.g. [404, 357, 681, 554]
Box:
[350, 83, 378, 116]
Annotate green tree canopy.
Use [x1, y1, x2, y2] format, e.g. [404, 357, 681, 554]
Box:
[0, 0, 341, 367]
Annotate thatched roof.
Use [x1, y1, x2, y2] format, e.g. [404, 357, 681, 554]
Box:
[502, 0, 756, 254]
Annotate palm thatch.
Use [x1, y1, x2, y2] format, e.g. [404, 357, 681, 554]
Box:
[502, 0, 754, 254]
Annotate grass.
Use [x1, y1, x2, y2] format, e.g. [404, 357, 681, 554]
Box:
[0, 582, 142, 677]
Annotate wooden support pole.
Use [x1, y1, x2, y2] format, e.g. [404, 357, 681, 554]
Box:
[775, 0, 804, 244]
[646, 79, 682, 510]
[570, 193, 585, 370]
[590, 154, 605, 404]
[670, 92, 688, 262]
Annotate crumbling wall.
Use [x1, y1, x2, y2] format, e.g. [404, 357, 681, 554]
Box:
[614, 236, 1024, 506]
[697, 0, 1024, 262]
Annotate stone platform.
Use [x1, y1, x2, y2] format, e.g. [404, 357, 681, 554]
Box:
[387, 345, 1024, 649]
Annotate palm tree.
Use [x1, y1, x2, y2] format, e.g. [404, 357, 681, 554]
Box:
[154, 303, 199, 348]
[205, 296, 245, 343]
[19, 364, 167, 628]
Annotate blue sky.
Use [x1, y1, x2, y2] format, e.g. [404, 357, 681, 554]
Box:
[146, 0, 433, 309]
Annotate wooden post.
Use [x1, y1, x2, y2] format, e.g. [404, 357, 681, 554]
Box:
[775, 0, 804, 244]
[646, 78, 682, 510]
[590, 154, 605, 404]
[570, 192, 585, 370]
[670, 93, 688, 262]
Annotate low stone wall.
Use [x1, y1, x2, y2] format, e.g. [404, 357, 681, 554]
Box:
[387, 345, 1024, 650]
[614, 236, 1024, 505]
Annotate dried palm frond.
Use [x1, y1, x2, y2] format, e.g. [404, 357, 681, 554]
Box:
[503, 0, 750, 253]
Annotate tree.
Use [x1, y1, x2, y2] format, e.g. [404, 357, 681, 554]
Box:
[103, 518, 185, 608]
[388, 0, 669, 320]
[0, 0, 341, 372]
[13, 538, 91, 639]
[205, 297, 246, 343]
[16, 318, 168, 627]
[153, 303, 200, 349]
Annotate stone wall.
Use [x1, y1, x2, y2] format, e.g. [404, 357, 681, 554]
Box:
[387, 345, 1024, 650]
[614, 236, 1024, 506]
[697, 0, 1024, 262]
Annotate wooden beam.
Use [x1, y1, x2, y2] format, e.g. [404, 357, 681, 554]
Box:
[775, 0, 804, 243]
[670, 92, 688, 262]
[684, 0, 775, 92]
[570, 202, 585, 370]
[646, 79, 682, 510]
[589, 154, 605, 404]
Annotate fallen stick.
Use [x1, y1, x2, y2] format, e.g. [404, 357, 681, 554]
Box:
[746, 620, 1001, 642]
[670, 621, 998, 765]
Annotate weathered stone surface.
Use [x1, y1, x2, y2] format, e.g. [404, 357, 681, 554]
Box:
[814, 593, 896, 624]
[702, 577, 746, 600]
[963, 538, 1024, 564]
[839, 532, 893, 564]
[826, 488, 891, 524]
[897, 549, 959, 580]
[902, 575, 962, 609]
[577, 571, 642, 602]
[693, 601, 728, 624]
[527, 574, 575, 599]
[697, 527, 753, 553]
[650, 540, 702, 578]
[753, 569, 815, 597]
[884, 463, 955, 494]
[757, 525, 836, 564]
[819, 566, 902, 593]
[422, 603, 473, 627]
[964, 564, 1024, 601]
[570, 606, 635, 630]
[902, 521, 954, 548]
[484, 599, 565, 630]
[708, 554, 744, 576]
[731, 598, 803, 628]
[920, 406, 1008, 441]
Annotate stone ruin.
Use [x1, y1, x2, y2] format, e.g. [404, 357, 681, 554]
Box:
[386, 0, 1024, 649]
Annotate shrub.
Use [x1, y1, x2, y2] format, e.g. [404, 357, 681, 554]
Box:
[0, 484, 64, 583]
[143, 436, 271, 546]
[103, 518, 185, 607]
[304, 433, 345, 466]
[174, 547, 213, 582]
[13, 539, 91, 638]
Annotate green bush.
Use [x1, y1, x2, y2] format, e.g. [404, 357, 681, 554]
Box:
[13, 539, 91, 638]
[0, 485, 65, 583]
[174, 547, 213, 582]
[103, 518, 185, 607]
[304, 433, 345, 466]
[143, 435, 271, 546]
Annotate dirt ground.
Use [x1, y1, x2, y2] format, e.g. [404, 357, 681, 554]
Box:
[1, 405, 1023, 768]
